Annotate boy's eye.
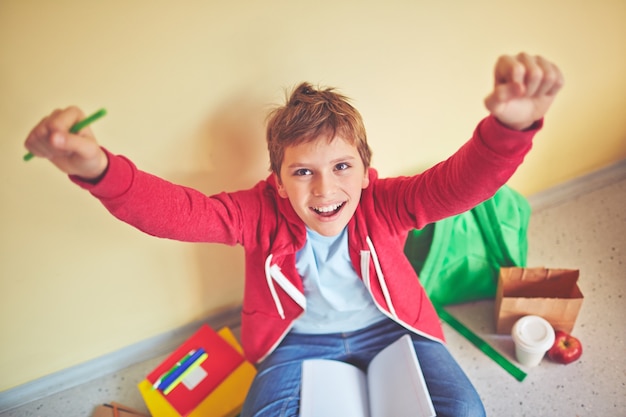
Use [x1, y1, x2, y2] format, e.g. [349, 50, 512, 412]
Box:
[335, 162, 350, 171]
[294, 168, 312, 176]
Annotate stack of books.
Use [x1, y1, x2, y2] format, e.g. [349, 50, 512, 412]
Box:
[138, 325, 256, 417]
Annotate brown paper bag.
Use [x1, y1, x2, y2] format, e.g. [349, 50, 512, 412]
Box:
[494, 267, 583, 334]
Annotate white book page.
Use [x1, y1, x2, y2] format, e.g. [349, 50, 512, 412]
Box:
[367, 334, 436, 417]
[300, 359, 370, 417]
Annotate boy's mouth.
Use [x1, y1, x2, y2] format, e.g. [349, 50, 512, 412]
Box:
[311, 202, 345, 217]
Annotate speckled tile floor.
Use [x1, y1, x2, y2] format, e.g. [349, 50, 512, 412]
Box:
[2, 164, 625, 417]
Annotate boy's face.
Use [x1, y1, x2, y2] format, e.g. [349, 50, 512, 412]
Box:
[276, 135, 370, 237]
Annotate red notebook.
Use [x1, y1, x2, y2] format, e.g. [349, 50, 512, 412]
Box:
[146, 325, 246, 416]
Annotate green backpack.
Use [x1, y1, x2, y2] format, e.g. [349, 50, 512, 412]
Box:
[404, 185, 531, 306]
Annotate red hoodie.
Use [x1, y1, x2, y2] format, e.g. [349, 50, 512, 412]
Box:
[73, 115, 539, 364]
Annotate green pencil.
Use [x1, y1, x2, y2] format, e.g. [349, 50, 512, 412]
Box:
[23, 108, 107, 161]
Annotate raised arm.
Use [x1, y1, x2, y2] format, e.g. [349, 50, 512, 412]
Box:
[377, 53, 564, 231]
[23, 106, 249, 245]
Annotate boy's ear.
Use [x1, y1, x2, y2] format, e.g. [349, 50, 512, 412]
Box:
[361, 171, 370, 189]
[274, 173, 289, 198]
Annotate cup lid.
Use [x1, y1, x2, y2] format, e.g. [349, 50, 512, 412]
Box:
[511, 315, 555, 351]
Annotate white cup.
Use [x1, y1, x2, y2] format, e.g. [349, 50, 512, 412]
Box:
[511, 315, 555, 367]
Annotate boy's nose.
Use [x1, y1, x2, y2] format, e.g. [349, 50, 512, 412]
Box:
[312, 174, 336, 197]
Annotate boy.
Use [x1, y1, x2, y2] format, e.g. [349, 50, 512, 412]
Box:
[25, 52, 563, 416]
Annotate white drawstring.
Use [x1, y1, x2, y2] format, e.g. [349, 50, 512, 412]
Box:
[265, 254, 285, 319]
[366, 236, 397, 318]
[360, 251, 372, 293]
[264, 254, 307, 319]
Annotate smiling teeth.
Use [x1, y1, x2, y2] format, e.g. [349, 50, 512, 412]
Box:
[313, 202, 343, 213]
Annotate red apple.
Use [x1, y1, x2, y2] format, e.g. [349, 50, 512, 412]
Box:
[547, 330, 583, 364]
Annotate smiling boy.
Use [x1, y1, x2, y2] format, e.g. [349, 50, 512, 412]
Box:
[276, 132, 369, 237]
[25, 53, 563, 416]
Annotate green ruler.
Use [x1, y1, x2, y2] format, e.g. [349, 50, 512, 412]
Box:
[435, 304, 527, 382]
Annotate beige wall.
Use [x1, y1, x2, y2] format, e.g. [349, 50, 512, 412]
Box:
[1, 0, 625, 391]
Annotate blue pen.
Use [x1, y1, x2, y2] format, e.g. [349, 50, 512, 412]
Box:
[152, 349, 197, 390]
[158, 347, 207, 393]
[162, 352, 209, 395]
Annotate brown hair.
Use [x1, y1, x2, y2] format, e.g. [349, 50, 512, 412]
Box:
[266, 82, 372, 176]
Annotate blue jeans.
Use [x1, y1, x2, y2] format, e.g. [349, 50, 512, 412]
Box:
[241, 318, 486, 417]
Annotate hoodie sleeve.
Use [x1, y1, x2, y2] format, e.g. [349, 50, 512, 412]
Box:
[375, 115, 541, 231]
[70, 148, 247, 245]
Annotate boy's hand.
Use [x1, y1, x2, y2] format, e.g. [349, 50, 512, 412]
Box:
[484, 53, 564, 131]
[24, 106, 108, 180]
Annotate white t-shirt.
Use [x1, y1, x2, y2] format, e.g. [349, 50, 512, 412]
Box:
[291, 227, 386, 334]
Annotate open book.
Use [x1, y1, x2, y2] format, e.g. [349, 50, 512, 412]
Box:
[300, 334, 435, 417]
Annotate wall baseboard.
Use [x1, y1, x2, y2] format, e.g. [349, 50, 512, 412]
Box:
[2, 159, 625, 413]
[527, 159, 626, 211]
[0, 305, 242, 413]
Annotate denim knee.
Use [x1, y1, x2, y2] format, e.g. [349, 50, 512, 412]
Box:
[432, 388, 486, 417]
